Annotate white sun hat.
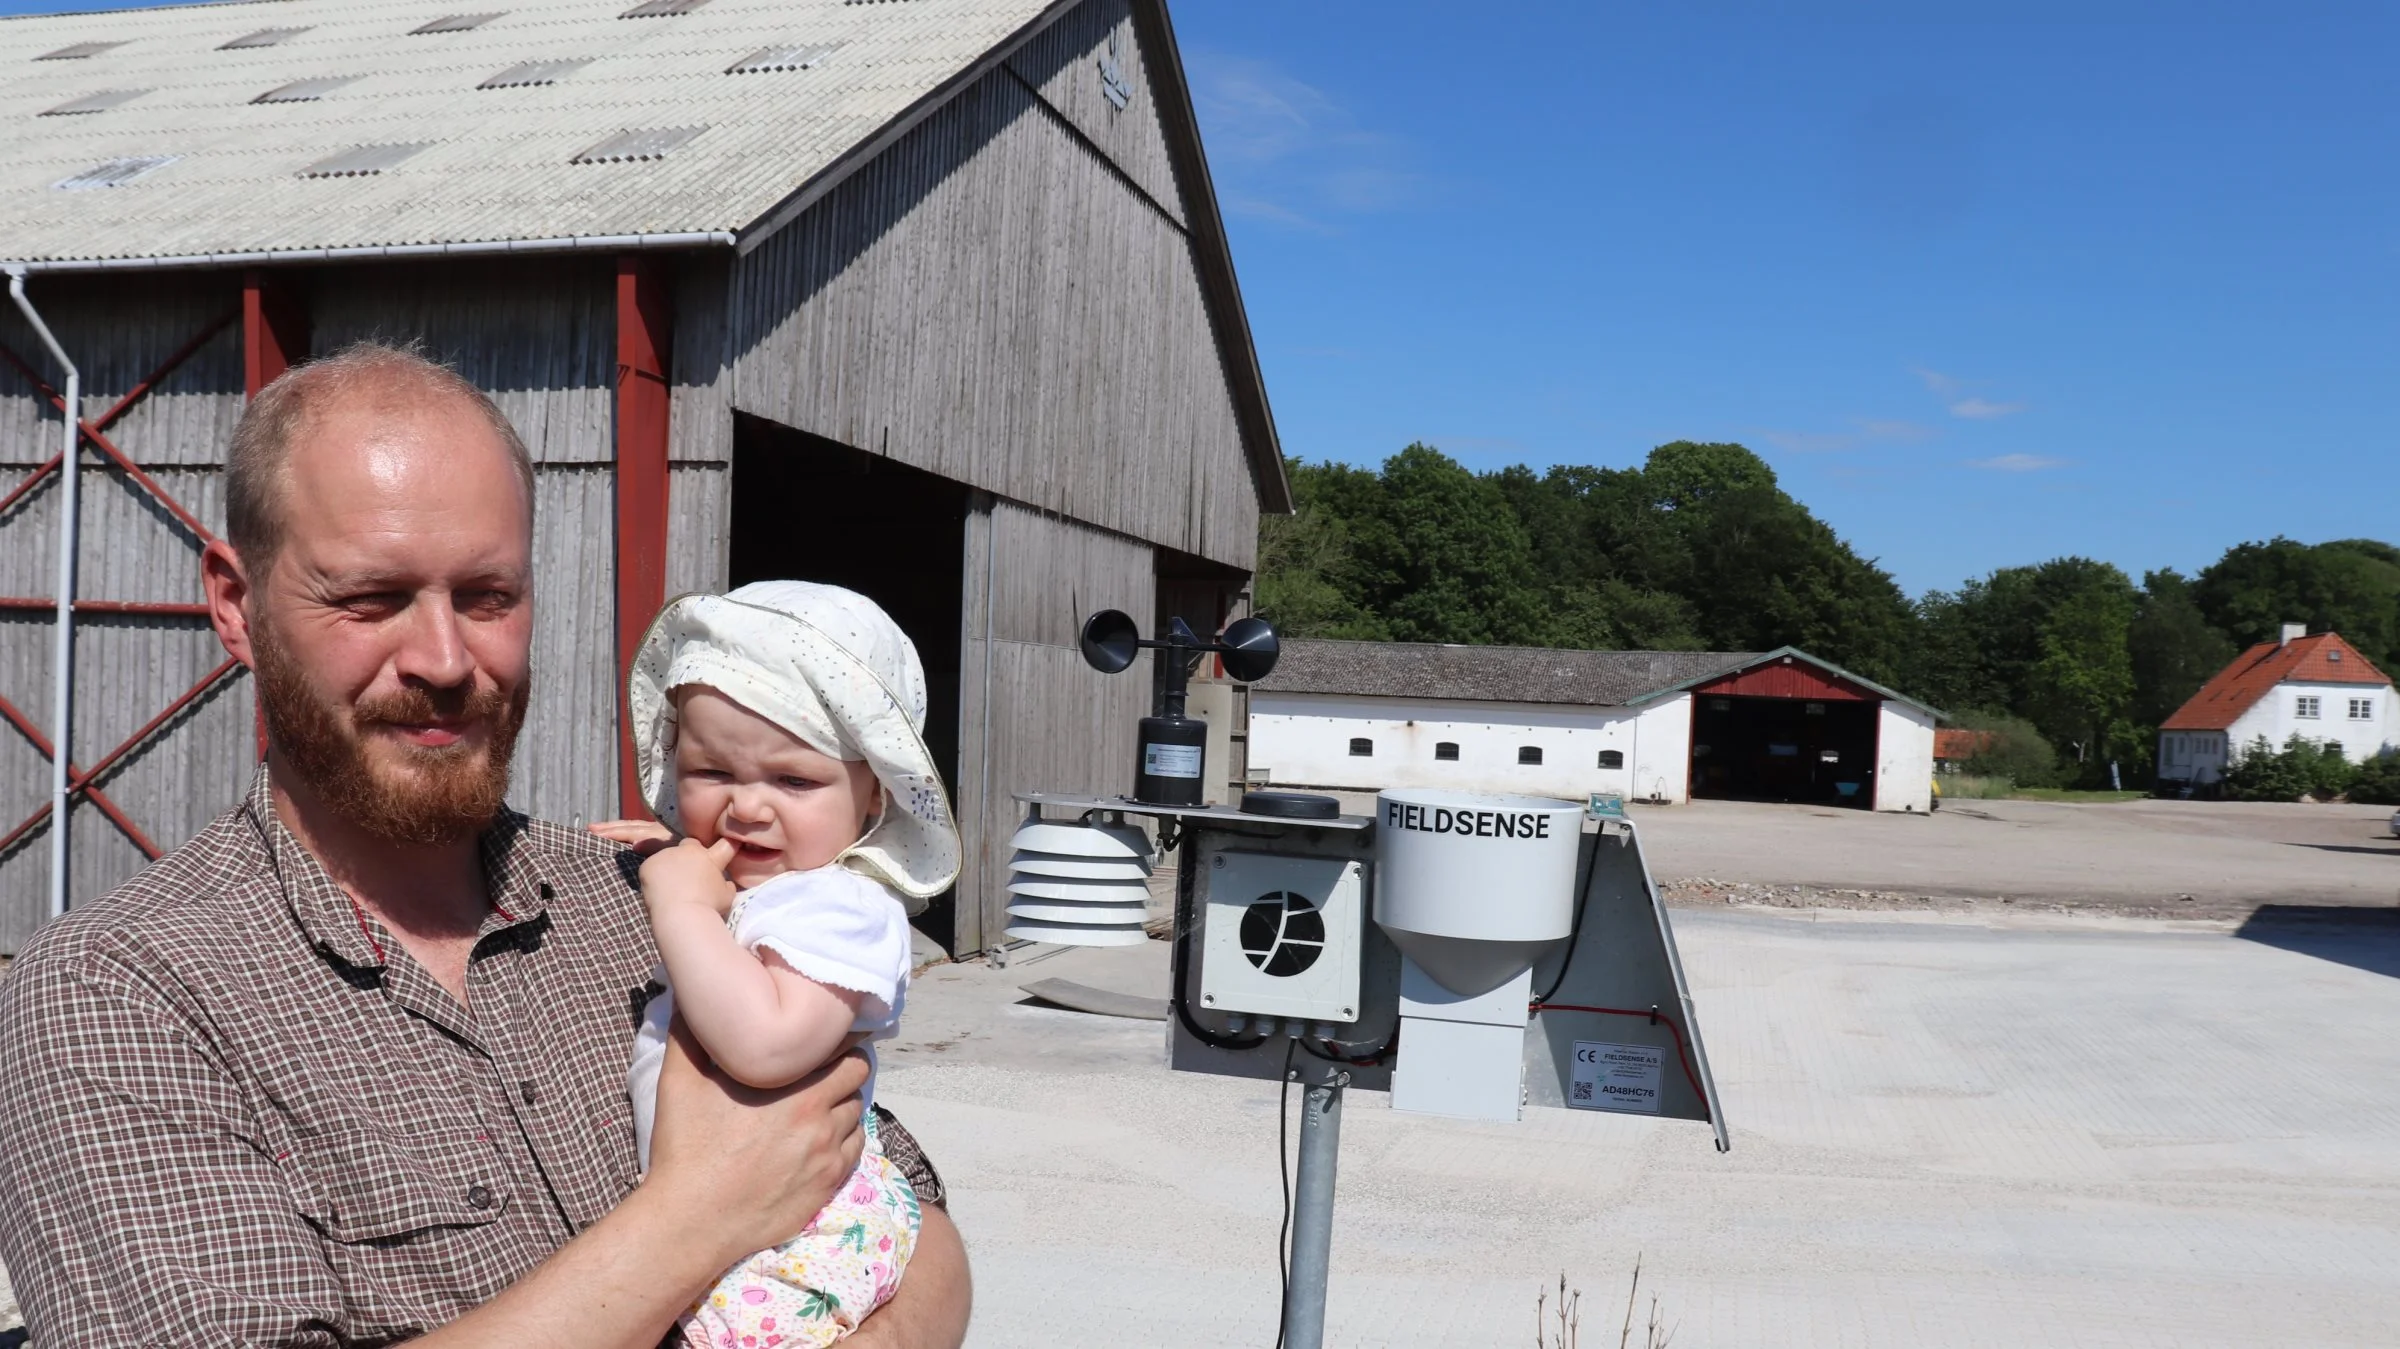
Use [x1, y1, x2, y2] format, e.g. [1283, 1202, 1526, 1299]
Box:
[627, 581, 961, 910]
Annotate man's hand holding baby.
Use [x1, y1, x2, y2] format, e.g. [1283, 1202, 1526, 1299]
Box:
[640, 837, 740, 919]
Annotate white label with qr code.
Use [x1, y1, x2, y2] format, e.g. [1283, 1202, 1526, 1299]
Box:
[1143, 742, 1203, 778]
[1568, 1040, 1664, 1115]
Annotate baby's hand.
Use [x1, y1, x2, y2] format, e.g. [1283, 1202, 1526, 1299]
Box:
[639, 837, 739, 919]
[589, 818, 678, 854]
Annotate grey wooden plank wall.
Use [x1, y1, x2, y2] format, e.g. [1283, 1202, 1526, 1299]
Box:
[953, 496, 1156, 952]
[667, 252, 735, 604]
[0, 274, 250, 946]
[1005, 0, 1185, 229]
[313, 260, 631, 831]
[729, 35, 1261, 571]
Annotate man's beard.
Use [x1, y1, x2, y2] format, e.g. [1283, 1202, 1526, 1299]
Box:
[252, 618, 529, 846]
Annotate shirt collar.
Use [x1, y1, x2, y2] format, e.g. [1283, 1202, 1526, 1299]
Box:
[239, 766, 555, 976]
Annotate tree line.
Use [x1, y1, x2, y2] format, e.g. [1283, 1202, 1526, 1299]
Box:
[1255, 440, 2400, 790]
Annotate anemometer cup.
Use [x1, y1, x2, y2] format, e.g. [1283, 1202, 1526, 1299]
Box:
[1079, 609, 1140, 674]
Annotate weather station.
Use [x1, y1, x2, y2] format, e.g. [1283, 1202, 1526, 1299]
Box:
[1008, 609, 1731, 1349]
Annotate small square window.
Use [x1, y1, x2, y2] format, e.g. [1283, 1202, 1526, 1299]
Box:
[1517, 746, 1543, 766]
[1348, 737, 1373, 757]
[2351, 698, 2375, 721]
[2295, 696, 2321, 719]
[1597, 750, 1624, 769]
[1433, 741, 1459, 762]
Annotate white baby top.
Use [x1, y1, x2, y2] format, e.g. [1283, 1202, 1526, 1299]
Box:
[627, 864, 915, 1172]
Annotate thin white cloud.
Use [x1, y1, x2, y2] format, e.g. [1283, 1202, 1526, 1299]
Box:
[1949, 396, 2025, 420]
[1760, 418, 1933, 453]
[1968, 453, 2066, 472]
[1191, 59, 1339, 164]
[1188, 51, 1422, 227]
[1912, 367, 2026, 419]
[1911, 367, 1961, 398]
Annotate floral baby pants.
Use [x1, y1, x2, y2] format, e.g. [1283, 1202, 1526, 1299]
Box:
[679, 1129, 921, 1349]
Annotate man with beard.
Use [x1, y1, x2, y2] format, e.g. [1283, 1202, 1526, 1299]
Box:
[0, 344, 970, 1347]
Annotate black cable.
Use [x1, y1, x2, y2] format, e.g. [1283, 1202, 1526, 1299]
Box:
[1169, 839, 1268, 1051]
[1532, 827, 1603, 1006]
[1274, 1037, 1296, 1349]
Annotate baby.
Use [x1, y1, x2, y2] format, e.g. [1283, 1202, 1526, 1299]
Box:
[596, 581, 960, 1349]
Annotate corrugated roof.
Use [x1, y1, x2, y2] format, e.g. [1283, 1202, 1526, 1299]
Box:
[0, 0, 1065, 263]
[1254, 639, 1768, 709]
[2162, 631, 2391, 731]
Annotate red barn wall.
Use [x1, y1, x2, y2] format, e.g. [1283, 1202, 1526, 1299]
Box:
[1692, 660, 1878, 702]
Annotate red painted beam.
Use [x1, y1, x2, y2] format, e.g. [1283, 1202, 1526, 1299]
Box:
[614, 255, 674, 817]
[243, 270, 307, 396]
[0, 596, 209, 616]
[241, 273, 305, 762]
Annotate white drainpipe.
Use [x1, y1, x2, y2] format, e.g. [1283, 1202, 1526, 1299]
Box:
[6, 266, 80, 920]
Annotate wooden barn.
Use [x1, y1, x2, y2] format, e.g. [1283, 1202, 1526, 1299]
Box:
[0, 0, 1286, 953]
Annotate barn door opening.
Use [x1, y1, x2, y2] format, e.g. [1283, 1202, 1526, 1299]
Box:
[727, 412, 968, 938]
[1688, 695, 1880, 808]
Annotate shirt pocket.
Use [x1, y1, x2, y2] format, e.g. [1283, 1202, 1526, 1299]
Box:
[284, 1123, 512, 1245]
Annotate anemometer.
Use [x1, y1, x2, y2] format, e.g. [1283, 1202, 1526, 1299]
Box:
[1008, 610, 1729, 1349]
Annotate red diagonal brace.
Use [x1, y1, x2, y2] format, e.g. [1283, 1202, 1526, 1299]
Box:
[0, 689, 163, 862]
[0, 452, 63, 519]
[0, 304, 243, 873]
[0, 323, 230, 545]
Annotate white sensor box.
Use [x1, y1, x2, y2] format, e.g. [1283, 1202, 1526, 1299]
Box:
[1197, 851, 1365, 1022]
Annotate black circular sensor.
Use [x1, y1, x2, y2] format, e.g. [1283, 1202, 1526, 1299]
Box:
[1241, 790, 1340, 820]
[1238, 891, 1325, 977]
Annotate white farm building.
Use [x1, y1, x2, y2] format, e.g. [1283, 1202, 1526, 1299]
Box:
[1247, 640, 1941, 813]
[2158, 625, 2397, 787]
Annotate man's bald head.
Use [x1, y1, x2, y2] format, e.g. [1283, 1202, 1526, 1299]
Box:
[225, 341, 534, 572]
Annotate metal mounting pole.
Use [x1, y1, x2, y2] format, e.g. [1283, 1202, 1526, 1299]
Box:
[1283, 1071, 1346, 1349]
[8, 267, 79, 919]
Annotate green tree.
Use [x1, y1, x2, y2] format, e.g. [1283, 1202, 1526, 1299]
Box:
[2349, 753, 2400, 805]
[2026, 578, 2137, 766]
[2220, 735, 2311, 802]
[1643, 440, 1779, 513]
[1348, 445, 1550, 645]
[2127, 570, 2237, 726]
[1952, 710, 2061, 788]
[2193, 538, 2400, 669]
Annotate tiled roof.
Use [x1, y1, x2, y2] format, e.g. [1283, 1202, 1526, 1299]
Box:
[1253, 640, 1764, 708]
[2160, 632, 2391, 731]
[1933, 728, 1994, 761]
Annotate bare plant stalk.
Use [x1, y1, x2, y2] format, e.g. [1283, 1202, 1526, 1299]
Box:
[1618, 1253, 1643, 1349]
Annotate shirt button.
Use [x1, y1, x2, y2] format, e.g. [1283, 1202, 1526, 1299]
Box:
[520, 1080, 537, 1105]
[466, 1183, 494, 1210]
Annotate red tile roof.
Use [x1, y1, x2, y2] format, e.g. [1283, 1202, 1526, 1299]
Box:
[1933, 728, 1995, 761]
[2161, 632, 2391, 731]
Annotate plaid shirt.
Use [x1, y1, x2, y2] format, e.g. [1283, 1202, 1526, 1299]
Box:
[0, 770, 943, 1347]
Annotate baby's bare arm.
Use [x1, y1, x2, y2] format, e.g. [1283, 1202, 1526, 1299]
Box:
[642, 839, 872, 1087]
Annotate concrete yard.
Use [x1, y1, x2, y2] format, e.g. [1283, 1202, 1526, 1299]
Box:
[885, 904, 2400, 1348]
[1637, 796, 2400, 918]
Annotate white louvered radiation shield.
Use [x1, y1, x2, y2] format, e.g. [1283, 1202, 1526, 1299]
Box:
[1004, 818, 1154, 946]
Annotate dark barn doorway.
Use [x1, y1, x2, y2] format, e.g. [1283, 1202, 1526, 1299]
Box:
[1689, 694, 1880, 807]
[728, 412, 969, 940]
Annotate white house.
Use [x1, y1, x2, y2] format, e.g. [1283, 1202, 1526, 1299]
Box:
[1247, 641, 1941, 812]
[2158, 624, 2398, 786]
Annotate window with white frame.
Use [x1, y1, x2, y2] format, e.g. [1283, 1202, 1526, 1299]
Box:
[2295, 695, 2321, 719]
[2351, 698, 2376, 721]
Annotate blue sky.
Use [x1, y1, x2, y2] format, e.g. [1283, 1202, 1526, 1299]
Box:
[9, 2, 2392, 597]
[1171, 3, 2399, 595]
